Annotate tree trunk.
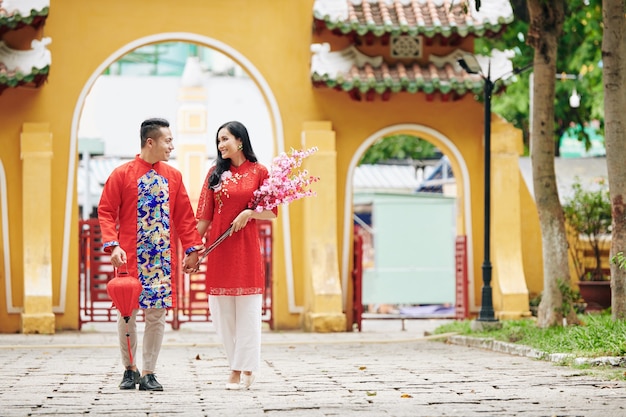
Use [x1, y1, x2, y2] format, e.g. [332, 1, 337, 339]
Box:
[527, 0, 578, 327]
[603, 0, 626, 319]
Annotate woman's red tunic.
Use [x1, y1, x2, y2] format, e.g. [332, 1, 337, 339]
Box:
[196, 160, 276, 295]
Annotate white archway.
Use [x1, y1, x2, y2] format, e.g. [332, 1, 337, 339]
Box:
[58, 32, 299, 314]
[341, 124, 476, 312]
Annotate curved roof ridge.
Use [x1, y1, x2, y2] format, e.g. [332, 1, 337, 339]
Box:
[0, 37, 51, 94]
[313, 0, 513, 39]
[0, 0, 49, 30]
[1, 0, 49, 16]
[310, 43, 496, 100]
[0, 37, 51, 74]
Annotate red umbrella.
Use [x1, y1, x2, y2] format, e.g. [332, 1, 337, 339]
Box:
[106, 268, 142, 365]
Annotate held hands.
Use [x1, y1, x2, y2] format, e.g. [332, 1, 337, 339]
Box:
[112, 244, 204, 274]
[110, 246, 127, 268]
[229, 209, 254, 235]
[183, 250, 201, 274]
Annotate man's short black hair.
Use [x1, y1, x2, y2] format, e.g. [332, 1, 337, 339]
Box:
[140, 118, 170, 147]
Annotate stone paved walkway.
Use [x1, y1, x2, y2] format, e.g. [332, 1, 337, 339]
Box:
[0, 320, 624, 417]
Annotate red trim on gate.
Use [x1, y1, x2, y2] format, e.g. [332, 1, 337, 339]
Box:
[455, 235, 469, 319]
[78, 218, 117, 328]
[352, 227, 364, 332]
[79, 218, 273, 330]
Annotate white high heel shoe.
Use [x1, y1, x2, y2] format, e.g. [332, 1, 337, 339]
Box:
[242, 373, 255, 389]
[225, 373, 241, 390]
[225, 382, 241, 390]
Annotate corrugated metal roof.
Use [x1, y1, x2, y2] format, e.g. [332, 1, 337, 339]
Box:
[354, 164, 426, 191]
[416, 155, 454, 193]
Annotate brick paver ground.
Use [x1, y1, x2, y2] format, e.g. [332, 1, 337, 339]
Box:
[0, 320, 624, 417]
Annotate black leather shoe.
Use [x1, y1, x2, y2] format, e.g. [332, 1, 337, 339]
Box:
[139, 374, 163, 391]
[119, 369, 140, 390]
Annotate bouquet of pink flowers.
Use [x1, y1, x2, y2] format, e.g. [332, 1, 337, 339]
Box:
[248, 147, 319, 212]
[198, 147, 319, 258]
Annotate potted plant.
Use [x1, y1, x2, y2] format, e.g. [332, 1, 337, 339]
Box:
[562, 178, 612, 311]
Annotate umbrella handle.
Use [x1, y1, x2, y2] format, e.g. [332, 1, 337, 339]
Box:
[195, 208, 250, 267]
[196, 225, 233, 266]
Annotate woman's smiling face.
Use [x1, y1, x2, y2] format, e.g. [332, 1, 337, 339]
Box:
[217, 127, 241, 160]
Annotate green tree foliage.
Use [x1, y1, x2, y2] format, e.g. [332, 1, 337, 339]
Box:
[358, 135, 438, 165]
[475, 0, 603, 154]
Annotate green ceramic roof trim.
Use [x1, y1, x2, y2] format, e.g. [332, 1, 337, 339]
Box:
[313, 12, 513, 38]
[312, 71, 490, 96]
[0, 7, 49, 30]
[0, 65, 49, 87]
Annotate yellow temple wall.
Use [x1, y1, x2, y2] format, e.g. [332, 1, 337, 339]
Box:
[0, 0, 541, 332]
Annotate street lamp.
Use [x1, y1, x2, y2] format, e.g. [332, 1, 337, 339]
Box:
[569, 88, 581, 108]
[457, 54, 532, 324]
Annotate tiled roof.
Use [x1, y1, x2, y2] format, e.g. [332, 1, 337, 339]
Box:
[310, 44, 514, 101]
[0, 1, 50, 94]
[0, 0, 49, 34]
[313, 0, 514, 39]
[0, 38, 51, 95]
[354, 163, 423, 191]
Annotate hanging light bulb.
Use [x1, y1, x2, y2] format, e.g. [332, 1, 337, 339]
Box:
[569, 88, 581, 108]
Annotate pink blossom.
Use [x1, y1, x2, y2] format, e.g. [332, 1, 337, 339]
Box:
[248, 147, 320, 212]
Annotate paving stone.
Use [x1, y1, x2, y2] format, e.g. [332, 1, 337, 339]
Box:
[0, 320, 625, 416]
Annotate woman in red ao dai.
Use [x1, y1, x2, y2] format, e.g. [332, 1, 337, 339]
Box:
[196, 121, 277, 390]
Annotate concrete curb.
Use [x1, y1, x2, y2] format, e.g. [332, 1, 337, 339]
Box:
[446, 334, 626, 367]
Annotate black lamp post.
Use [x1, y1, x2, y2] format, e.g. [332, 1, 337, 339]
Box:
[458, 55, 532, 324]
[458, 56, 497, 322]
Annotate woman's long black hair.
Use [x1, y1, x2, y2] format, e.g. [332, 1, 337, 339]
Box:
[208, 121, 258, 189]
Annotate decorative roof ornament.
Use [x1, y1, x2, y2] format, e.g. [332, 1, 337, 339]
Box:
[467, 0, 512, 25]
[432, 48, 514, 82]
[313, 0, 514, 39]
[0, 0, 49, 32]
[0, 37, 50, 73]
[0, 37, 51, 93]
[312, 0, 349, 22]
[311, 43, 383, 77]
[310, 1, 515, 101]
[0, 0, 50, 93]
[310, 42, 489, 101]
[0, 0, 49, 16]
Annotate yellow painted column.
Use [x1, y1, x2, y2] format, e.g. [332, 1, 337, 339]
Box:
[301, 121, 346, 332]
[176, 61, 209, 211]
[20, 123, 55, 334]
[491, 116, 531, 319]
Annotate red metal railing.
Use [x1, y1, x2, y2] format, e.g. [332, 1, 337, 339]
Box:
[454, 235, 469, 320]
[79, 219, 117, 326]
[79, 218, 273, 330]
[351, 229, 364, 331]
[350, 231, 469, 330]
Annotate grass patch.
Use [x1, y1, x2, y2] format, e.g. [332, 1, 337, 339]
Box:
[434, 312, 626, 358]
[434, 313, 626, 380]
